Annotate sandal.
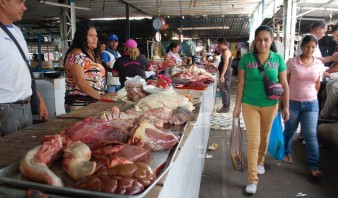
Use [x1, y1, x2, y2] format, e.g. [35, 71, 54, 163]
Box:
[310, 170, 323, 178]
[282, 154, 293, 164]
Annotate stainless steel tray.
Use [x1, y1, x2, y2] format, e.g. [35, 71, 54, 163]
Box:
[0, 132, 183, 198]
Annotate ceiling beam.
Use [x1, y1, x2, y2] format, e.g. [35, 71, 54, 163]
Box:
[120, 0, 152, 16]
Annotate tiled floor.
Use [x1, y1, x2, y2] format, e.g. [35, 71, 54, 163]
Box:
[210, 80, 245, 131]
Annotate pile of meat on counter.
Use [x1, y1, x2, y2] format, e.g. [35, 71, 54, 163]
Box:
[170, 65, 215, 89]
[19, 89, 195, 196]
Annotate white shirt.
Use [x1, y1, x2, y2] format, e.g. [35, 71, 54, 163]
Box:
[0, 25, 32, 103]
[102, 50, 121, 85]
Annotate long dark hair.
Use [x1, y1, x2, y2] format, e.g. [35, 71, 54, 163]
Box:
[64, 22, 97, 64]
[300, 34, 318, 48]
[166, 41, 179, 53]
[253, 25, 277, 54]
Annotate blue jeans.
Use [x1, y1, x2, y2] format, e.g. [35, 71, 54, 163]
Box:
[284, 99, 320, 170]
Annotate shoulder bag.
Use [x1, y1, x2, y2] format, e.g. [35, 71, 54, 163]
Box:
[253, 54, 284, 100]
[0, 22, 39, 115]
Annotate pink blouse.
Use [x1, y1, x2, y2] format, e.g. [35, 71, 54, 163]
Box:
[286, 56, 322, 102]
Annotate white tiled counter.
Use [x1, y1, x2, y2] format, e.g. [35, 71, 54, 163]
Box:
[35, 77, 66, 119]
[157, 84, 215, 198]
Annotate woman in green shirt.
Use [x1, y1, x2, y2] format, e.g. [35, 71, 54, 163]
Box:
[233, 25, 290, 194]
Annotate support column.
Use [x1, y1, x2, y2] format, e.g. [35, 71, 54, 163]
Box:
[70, 0, 76, 39]
[283, 0, 297, 61]
[125, 3, 130, 40]
[59, 7, 69, 61]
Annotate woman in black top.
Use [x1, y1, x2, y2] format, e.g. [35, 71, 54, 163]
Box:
[112, 39, 153, 87]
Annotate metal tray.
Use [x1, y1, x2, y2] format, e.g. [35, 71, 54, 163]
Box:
[0, 132, 183, 198]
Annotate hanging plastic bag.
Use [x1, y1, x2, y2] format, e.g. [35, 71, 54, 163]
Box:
[268, 110, 285, 160]
[230, 118, 245, 171]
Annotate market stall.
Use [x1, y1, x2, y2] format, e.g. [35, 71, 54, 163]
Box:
[0, 82, 215, 198]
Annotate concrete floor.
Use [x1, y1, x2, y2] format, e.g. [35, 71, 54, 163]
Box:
[199, 77, 338, 198]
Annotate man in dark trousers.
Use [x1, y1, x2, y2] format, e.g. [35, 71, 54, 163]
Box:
[216, 37, 233, 113]
[0, 0, 48, 136]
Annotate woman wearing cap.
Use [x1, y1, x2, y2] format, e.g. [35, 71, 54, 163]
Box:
[112, 39, 153, 87]
[63, 23, 112, 112]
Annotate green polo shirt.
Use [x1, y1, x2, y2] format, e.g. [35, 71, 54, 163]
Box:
[238, 51, 286, 107]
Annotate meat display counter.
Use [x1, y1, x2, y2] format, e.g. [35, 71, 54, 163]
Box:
[0, 83, 215, 198]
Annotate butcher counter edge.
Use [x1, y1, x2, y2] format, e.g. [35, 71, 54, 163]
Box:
[0, 83, 215, 198]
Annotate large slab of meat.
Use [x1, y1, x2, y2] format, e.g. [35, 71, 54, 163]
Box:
[133, 90, 194, 112]
[93, 143, 150, 164]
[130, 120, 180, 151]
[101, 106, 194, 126]
[61, 117, 127, 149]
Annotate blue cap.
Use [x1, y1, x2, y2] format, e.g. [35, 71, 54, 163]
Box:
[108, 34, 118, 41]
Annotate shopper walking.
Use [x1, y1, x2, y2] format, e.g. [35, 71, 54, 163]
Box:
[233, 25, 289, 194]
[283, 35, 322, 177]
[217, 38, 233, 113]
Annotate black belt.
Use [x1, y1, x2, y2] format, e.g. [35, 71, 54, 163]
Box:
[6, 97, 31, 104]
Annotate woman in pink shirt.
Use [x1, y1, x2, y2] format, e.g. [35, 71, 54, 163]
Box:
[283, 35, 322, 177]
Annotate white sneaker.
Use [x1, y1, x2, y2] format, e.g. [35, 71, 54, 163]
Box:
[246, 184, 257, 194]
[257, 165, 265, 175]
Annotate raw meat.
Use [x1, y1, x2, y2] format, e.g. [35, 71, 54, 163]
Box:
[26, 189, 49, 198]
[133, 90, 194, 111]
[19, 145, 63, 187]
[34, 134, 64, 167]
[94, 144, 150, 164]
[62, 141, 97, 181]
[130, 120, 180, 151]
[108, 156, 133, 168]
[75, 162, 156, 195]
[19, 134, 64, 186]
[101, 106, 193, 126]
[62, 117, 125, 148]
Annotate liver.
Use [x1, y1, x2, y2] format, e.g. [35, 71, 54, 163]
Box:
[0, 84, 215, 198]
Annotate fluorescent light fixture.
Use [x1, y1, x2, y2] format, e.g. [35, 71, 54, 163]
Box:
[179, 26, 229, 31]
[172, 36, 192, 40]
[90, 17, 152, 21]
[39, 0, 91, 10]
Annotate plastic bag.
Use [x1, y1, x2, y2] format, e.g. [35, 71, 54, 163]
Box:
[124, 76, 148, 102]
[230, 118, 245, 171]
[124, 75, 146, 88]
[268, 110, 285, 160]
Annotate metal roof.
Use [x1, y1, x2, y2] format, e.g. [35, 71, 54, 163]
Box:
[17, 0, 338, 43]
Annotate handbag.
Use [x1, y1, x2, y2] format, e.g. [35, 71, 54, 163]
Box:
[0, 22, 39, 115]
[230, 118, 245, 171]
[253, 54, 284, 100]
[268, 110, 285, 160]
